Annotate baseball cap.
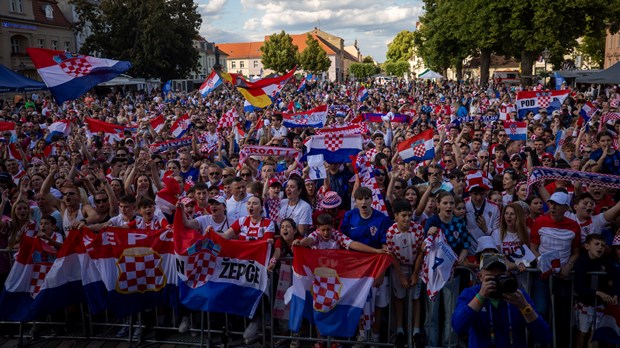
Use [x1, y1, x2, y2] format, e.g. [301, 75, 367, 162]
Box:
[208, 195, 226, 205]
[268, 178, 282, 187]
[480, 253, 507, 271]
[475, 236, 499, 254]
[547, 191, 570, 206]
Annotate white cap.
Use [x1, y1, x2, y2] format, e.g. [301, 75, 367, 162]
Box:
[548, 191, 570, 206]
[475, 236, 499, 254]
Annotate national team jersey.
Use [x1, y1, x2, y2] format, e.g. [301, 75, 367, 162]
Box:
[465, 198, 501, 253]
[564, 212, 608, 244]
[230, 216, 275, 241]
[530, 215, 580, 265]
[340, 208, 390, 249]
[128, 217, 168, 230]
[491, 230, 522, 257]
[386, 221, 424, 265]
[306, 229, 352, 250]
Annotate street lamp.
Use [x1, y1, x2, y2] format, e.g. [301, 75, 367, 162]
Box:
[541, 48, 550, 87]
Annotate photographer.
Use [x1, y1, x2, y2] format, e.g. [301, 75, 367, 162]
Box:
[451, 254, 551, 348]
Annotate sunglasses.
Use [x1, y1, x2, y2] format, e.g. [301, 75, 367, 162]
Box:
[222, 174, 231, 178]
[394, 186, 403, 189]
[209, 172, 221, 176]
[94, 199, 107, 204]
[62, 192, 77, 197]
[374, 171, 386, 176]
[428, 172, 441, 176]
[241, 172, 252, 177]
[498, 134, 507, 137]
[443, 159, 453, 163]
[467, 160, 477, 163]
[511, 158, 522, 162]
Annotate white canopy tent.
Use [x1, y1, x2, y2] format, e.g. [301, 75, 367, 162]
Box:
[417, 69, 444, 79]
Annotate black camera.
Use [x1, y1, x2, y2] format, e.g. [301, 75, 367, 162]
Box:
[492, 274, 518, 297]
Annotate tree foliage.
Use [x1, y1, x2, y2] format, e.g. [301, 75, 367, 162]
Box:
[362, 56, 375, 64]
[349, 63, 376, 79]
[71, 0, 201, 81]
[260, 31, 298, 74]
[411, 0, 619, 85]
[578, 28, 606, 69]
[386, 31, 416, 62]
[298, 34, 331, 75]
[383, 61, 410, 77]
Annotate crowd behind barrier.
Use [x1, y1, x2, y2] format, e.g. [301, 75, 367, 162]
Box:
[0, 78, 620, 348]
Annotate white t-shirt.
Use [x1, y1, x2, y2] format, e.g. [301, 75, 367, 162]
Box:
[196, 215, 231, 234]
[278, 199, 312, 226]
[564, 211, 608, 244]
[492, 230, 523, 256]
[226, 195, 250, 222]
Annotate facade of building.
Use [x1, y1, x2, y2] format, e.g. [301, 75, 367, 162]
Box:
[218, 28, 361, 82]
[0, 0, 75, 79]
[604, 29, 620, 69]
[190, 37, 228, 80]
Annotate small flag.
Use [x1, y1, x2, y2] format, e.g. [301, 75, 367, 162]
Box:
[170, 113, 191, 138]
[199, 70, 223, 97]
[503, 121, 527, 141]
[356, 87, 368, 102]
[150, 114, 165, 134]
[397, 129, 435, 163]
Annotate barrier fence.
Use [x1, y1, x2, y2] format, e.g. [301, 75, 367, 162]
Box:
[0, 249, 616, 348]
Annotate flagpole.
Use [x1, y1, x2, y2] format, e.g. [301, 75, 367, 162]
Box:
[486, 122, 495, 175]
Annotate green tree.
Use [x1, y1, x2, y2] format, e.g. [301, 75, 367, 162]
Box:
[386, 30, 416, 62]
[298, 34, 331, 75]
[71, 0, 201, 81]
[362, 56, 375, 64]
[260, 30, 298, 74]
[383, 61, 410, 77]
[578, 28, 606, 69]
[349, 63, 376, 79]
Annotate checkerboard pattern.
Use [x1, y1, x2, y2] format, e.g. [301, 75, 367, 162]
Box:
[117, 253, 165, 293]
[185, 252, 217, 288]
[29, 263, 51, 298]
[59, 58, 93, 78]
[324, 134, 344, 152]
[538, 96, 551, 109]
[412, 143, 426, 157]
[312, 276, 341, 312]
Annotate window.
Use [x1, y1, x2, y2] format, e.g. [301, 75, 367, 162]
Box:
[37, 39, 45, 48]
[240, 61, 245, 68]
[10, 0, 23, 13]
[231, 61, 236, 68]
[65, 41, 71, 51]
[253, 60, 258, 68]
[51, 40, 58, 50]
[44, 5, 54, 19]
[10, 37, 20, 54]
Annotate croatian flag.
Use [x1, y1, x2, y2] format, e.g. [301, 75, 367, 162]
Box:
[355, 153, 388, 216]
[150, 114, 165, 134]
[27, 48, 131, 103]
[31, 228, 107, 317]
[285, 247, 392, 337]
[174, 210, 270, 318]
[170, 113, 191, 138]
[0, 121, 15, 136]
[421, 230, 457, 300]
[297, 77, 307, 93]
[397, 129, 435, 163]
[592, 305, 620, 344]
[503, 121, 527, 141]
[515, 90, 570, 119]
[83, 227, 178, 317]
[84, 117, 132, 143]
[579, 101, 598, 125]
[0, 223, 47, 321]
[199, 70, 222, 97]
[244, 100, 257, 113]
[283, 105, 328, 128]
[45, 120, 72, 142]
[303, 134, 363, 164]
[357, 87, 368, 102]
[499, 103, 515, 121]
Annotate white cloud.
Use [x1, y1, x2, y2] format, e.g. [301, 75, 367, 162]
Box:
[198, 0, 227, 15]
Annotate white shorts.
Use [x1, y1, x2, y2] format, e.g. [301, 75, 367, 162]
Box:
[372, 274, 390, 308]
[391, 265, 422, 300]
[574, 302, 604, 333]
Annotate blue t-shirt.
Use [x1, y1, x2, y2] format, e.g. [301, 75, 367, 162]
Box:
[181, 167, 200, 182]
[590, 149, 620, 175]
[424, 214, 470, 254]
[340, 208, 390, 249]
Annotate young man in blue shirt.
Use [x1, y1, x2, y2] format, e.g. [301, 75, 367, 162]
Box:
[340, 187, 391, 346]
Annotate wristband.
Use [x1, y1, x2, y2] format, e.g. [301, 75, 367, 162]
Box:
[520, 305, 534, 316]
[475, 293, 487, 304]
[269, 257, 277, 265]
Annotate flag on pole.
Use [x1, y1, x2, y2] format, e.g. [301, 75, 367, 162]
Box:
[199, 70, 223, 97]
[149, 114, 165, 134]
[282, 105, 328, 128]
[515, 90, 570, 119]
[84, 118, 133, 143]
[45, 120, 72, 142]
[297, 77, 307, 93]
[357, 87, 368, 102]
[27, 48, 131, 103]
[303, 134, 363, 163]
[170, 113, 191, 138]
[396, 129, 435, 163]
[503, 121, 527, 141]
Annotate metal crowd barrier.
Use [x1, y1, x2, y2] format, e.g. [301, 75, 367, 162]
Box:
[0, 251, 611, 348]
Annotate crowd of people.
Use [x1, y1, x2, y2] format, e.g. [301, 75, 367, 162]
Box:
[1, 77, 620, 348]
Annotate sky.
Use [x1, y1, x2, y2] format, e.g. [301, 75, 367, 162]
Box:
[195, 0, 425, 63]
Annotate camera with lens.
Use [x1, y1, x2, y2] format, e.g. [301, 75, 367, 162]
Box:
[491, 274, 518, 297]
